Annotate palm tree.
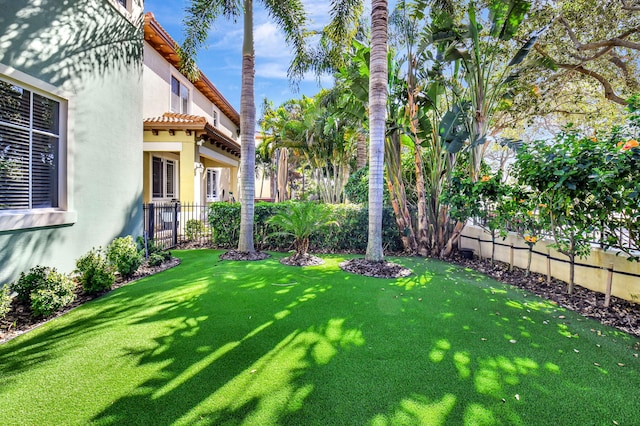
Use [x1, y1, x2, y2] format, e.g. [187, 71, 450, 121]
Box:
[365, 0, 389, 262]
[179, 0, 307, 255]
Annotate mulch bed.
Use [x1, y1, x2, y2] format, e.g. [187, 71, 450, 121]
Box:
[280, 253, 325, 266]
[219, 250, 271, 261]
[340, 258, 413, 279]
[0, 258, 181, 344]
[448, 253, 640, 339]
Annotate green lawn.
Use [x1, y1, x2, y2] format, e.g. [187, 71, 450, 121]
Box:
[1, 250, 638, 425]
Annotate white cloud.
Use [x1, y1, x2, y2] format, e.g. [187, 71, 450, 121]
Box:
[254, 22, 290, 59]
[256, 61, 288, 79]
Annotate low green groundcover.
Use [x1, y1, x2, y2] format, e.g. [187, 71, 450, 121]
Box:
[1, 250, 638, 425]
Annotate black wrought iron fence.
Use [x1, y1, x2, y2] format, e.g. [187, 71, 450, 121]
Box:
[143, 202, 211, 249]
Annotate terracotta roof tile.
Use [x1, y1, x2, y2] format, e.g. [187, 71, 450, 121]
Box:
[144, 112, 208, 125]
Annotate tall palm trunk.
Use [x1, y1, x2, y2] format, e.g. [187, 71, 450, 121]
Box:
[238, 0, 256, 253]
[365, 0, 388, 262]
[356, 132, 367, 169]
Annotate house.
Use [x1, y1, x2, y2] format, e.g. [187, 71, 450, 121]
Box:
[0, 0, 144, 283]
[142, 13, 241, 206]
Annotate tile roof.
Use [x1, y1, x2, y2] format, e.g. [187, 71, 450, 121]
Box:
[144, 112, 207, 126]
[144, 113, 241, 157]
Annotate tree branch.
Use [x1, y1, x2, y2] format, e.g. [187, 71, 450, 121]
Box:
[535, 45, 627, 105]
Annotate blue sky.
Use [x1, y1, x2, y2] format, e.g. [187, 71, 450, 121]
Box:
[144, 0, 397, 114]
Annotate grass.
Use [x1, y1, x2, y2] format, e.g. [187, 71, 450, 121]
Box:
[1, 250, 639, 426]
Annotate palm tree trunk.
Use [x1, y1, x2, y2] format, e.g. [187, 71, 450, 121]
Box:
[365, 0, 388, 262]
[356, 132, 367, 169]
[238, 0, 256, 253]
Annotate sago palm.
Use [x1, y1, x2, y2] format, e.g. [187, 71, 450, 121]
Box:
[267, 202, 336, 260]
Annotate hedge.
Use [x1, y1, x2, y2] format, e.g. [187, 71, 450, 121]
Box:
[209, 201, 403, 253]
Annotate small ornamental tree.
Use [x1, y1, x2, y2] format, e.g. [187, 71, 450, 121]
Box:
[443, 169, 512, 264]
[514, 128, 604, 293]
[503, 187, 550, 276]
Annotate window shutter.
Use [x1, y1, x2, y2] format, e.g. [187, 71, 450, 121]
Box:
[166, 159, 175, 198]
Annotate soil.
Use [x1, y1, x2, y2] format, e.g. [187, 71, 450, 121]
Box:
[0, 257, 181, 344]
[340, 258, 413, 279]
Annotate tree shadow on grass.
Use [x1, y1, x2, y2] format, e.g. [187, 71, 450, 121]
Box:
[1, 253, 639, 425]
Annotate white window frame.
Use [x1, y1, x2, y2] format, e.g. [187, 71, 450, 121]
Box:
[0, 66, 75, 232]
[206, 168, 218, 202]
[170, 75, 189, 114]
[151, 154, 179, 201]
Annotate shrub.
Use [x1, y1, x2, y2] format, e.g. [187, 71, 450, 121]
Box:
[29, 270, 76, 318]
[267, 202, 337, 257]
[185, 219, 206, 241]
[12, 265, 50, 303]
[107, 236, 143, 278]
[344, 166, 369, 204]
[137, 236, 172, 263]
[0, 285, 11, 320]
[148, 253, 166, 267]
[75, 248, 115, 294]
[209, 201, 403, 253]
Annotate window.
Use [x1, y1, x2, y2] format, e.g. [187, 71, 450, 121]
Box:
[152, 156, 177, 199]
[212, 110, 218, 127]
[0, 80, 60, 210]
[170, 76, 189, 114]
[117, 0, 126, 7]
[206, 169, 217, 201]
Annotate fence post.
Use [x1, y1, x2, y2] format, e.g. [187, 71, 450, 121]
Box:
[172, 202, 179, 247]
[546, 247, 551, 284]
[509, 243, 514, 272]
[604, 263, 614, 307]
[148, 203, 155, 242]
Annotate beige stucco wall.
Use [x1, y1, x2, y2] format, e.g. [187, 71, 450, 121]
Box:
[142, 42, 238, 141]
[460, 225, 640, 303]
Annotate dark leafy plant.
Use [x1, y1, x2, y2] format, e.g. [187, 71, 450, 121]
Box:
[12, 266, 76, 318]
[29, 270, 76, 318]
[12, 266, 50, 303]
[106, 236, 143, 279]
[75, 248, 115, 294]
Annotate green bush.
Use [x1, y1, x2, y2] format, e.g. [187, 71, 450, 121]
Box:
[209, 201, 403, 253]
[185, 219, 206, 241]
[75, 248, 116, 294]
[12, 266, 50, 303]
[148, 253, 166, 267]
[0, 285, 11, 320]
[137, 236, 171, 262]
[107, 236, 143, 278]
[344, 166, 369, 204]
[29, 270, 76, 318]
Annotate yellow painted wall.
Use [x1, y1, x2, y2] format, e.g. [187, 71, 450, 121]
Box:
[180, 141, 196, 203]
[143, 130, 239, 204]
[460, 225, 640, 303]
